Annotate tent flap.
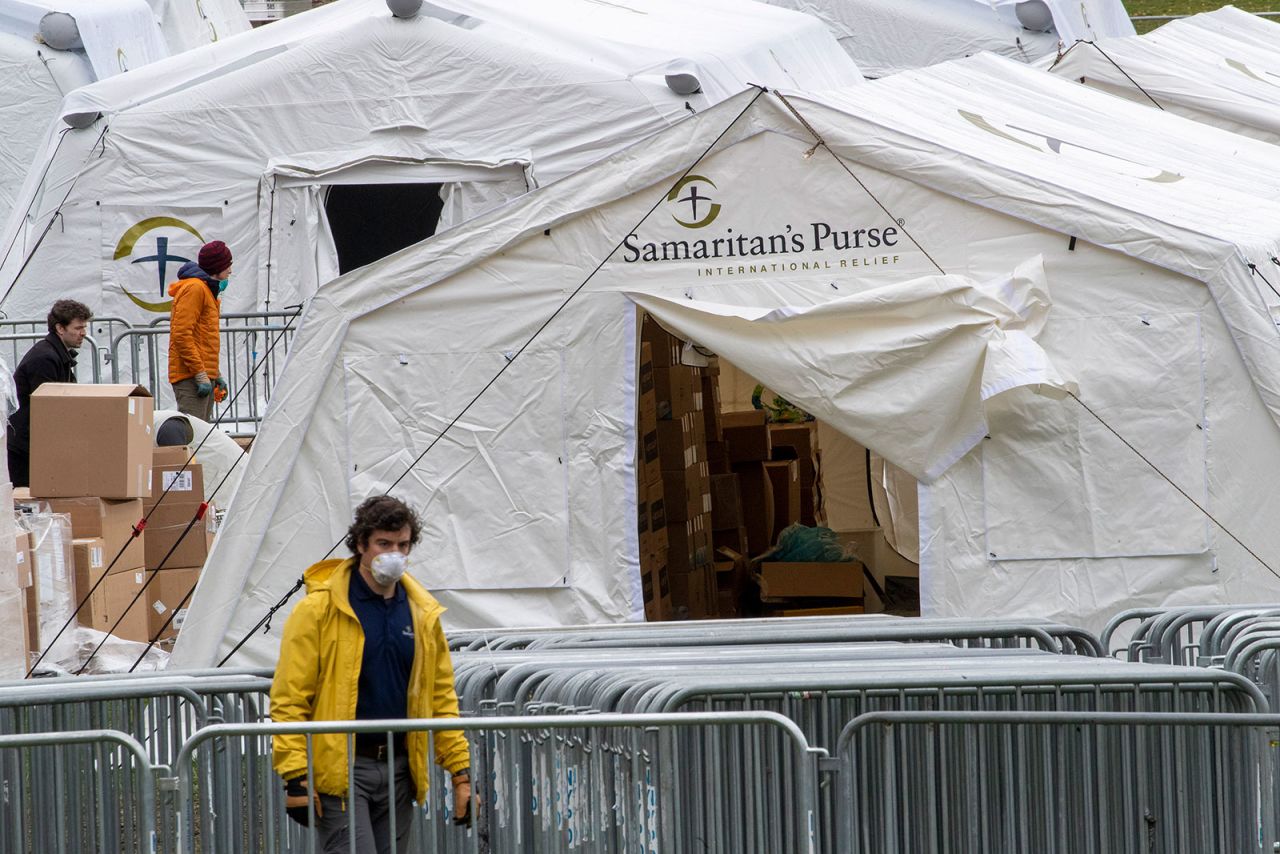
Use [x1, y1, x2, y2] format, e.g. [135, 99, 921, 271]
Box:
[629, 255, 1075, 482]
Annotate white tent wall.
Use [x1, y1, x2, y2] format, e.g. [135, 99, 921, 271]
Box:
[176, 57, 1280, 667]
[145, 0, 250, 52]
[0, 0, 859, 328]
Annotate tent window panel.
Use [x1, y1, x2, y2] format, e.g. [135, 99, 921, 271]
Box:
[342, 349, 569, 590]
[982, 312, 1208, 561]
[324, 183, 445, 274]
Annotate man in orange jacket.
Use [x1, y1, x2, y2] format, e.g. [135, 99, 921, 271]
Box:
[168, 240, 231, 420]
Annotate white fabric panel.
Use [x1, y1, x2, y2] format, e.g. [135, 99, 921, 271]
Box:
[869, 455, 920, 563]
[1160, 5, 1280, 52]
[980, 0, 1133, 41]
[52, 0, 170, 78]
[764, 0, 1058, 78]
[983, 313, 1208, 560]
[145, 0, 250, 51]
[630, 257, 1074, 482]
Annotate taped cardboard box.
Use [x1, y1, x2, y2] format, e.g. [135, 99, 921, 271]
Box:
[146, 451, 204, 505]
[72, 536, 149, 640]
[722, 410, 771, 463]
[145, 501, 216, 570]
[42, 497, 145, 573]
[29, 384, 154, 499]
[757, 561, 864, 601]
[148, 567, 200, 641]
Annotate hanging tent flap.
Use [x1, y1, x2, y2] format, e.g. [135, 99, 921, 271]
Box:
[630, 255, 1075, 482]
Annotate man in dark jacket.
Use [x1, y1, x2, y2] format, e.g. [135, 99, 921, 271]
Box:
[7, 299, 92, 486]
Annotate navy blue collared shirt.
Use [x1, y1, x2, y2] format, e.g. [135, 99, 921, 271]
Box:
[349, 568, 417, 724]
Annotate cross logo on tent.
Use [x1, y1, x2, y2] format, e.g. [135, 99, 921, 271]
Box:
[667, 175, 722, 229]
[112, 216, 205, 312]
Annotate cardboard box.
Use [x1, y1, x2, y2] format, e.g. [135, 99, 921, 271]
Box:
[706, 440, 730, 475]
[71, 537, 109, 628]
[667, 513, 712, 575]
[757, 561, 865, 600]
[733, 462, 775, 556]
[642, 554, 672, 622]
[653, 366, 697, 420]
[673, 565, 716, 619]
[641, 316, 682, 367]
[147, 567, 200, 641]
[768, 422, 817, 462]
[27, 512, 76, 664]
[764, 460, 801, 542]
[657, 414, 699, 471]
[147, 458, 204, 505]
[29, 384, 154, 499]
[713, 526, 749, 557]
[722, 410, 771, 463]
[43, 497, 145, 573]
[709, 474, 742, 531]
[648, 495, 669, 556]
[104, 569, 152, 642]
[144, 501, 215, 570]
[640, 426, 661, 489]
[767, 604, 865, 617]
[638, 342, 654, 389]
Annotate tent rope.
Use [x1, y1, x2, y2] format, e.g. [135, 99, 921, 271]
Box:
[215, 87, 770, 668]
[1068, 392, 1280, 580]
[771, 91, 947, 275]
[1083, 41, 1165, 111]
[1249, 261, 1280, 303]
[0, 125, 108, 311]
[31, 301, 306, 675]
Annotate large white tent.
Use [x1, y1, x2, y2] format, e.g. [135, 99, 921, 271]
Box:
[0, 0, 859, 331]
[760, 0, 1133, 77]
[1044, 7, 1280, 142]
[174, 55, 1280, 669]
[0, 0, 249, 227]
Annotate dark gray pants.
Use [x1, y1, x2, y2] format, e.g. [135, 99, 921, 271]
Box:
[314, 754, 414, 854]
[172, 378, 214, 422]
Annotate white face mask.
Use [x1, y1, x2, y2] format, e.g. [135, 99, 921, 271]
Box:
[369, 551, 407, 586]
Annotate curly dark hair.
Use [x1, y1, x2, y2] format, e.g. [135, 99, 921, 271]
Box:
[47, 299, 92, 333]
[345, 495, 423, 556]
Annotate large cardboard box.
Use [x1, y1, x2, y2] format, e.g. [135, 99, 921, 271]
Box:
[145, 501, 215, 570]
[71, 538, 150, 640]
[43, 497, 145, 573]
[147, 449, 204, 504]
[722, 410, 771, 463]
[768, 422, 817, 461]
[757, 561, 864, 601]
[29, 384, 154, 499]
[71, 537, 109, 628]
[657, 414, 700, 471]
[653, 366, 697, 420]
[732, 462, 775, 556]
[764, 460, 801, 542]
[147, 568, 201, 641]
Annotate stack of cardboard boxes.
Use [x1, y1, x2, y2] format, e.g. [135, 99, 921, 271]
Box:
[635, 319, 862, 619]
[639, 318, 715, 620]
[13, 383, 216, 658]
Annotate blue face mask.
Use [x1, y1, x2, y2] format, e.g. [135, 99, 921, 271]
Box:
[217, 278, 229, 294]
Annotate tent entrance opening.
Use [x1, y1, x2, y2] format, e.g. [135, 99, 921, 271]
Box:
[325, 183, 445, 274]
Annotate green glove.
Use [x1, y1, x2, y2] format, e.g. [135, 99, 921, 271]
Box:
[196, 380, 212, 397]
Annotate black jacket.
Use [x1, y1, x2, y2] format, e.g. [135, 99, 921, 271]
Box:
[8, 331, 76, 453]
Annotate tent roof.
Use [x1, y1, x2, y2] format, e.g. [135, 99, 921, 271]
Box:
[176, 63, 1280, 666]
[1042, 11, 1280, 141]
[59, 0, 860, 123]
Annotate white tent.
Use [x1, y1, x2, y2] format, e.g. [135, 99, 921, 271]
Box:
[759, 0, 1133, 78]
[0, 0, 248, 235]
[0, 0, 859, 329]
[1044, 7, 1280, 143]
[174, 56, 1280, 668]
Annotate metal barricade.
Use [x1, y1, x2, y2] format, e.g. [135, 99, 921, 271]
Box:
[170, 712, 821, 854]
[111, 310, 300, 433]
[833, 710, 1280, 853]
[0, 331, 102, 382]
[0, 729, 157, 854]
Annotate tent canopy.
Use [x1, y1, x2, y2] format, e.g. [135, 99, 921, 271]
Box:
[1043, 7, 1280, 142]
[175, 60, 1280, 667]
[0, 0, 860, 332]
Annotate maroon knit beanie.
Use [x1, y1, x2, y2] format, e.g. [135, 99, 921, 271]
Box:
[198, 240, 233, 275]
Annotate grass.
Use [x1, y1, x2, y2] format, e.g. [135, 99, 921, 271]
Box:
[1127, 0, 1280, 31]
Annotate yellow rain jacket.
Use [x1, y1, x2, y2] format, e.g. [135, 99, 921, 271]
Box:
[269, 557, 470, 802]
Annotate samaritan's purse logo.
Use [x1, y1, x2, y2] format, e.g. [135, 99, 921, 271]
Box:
[112, 216, 205, 312]
[667, 175, 721, 229]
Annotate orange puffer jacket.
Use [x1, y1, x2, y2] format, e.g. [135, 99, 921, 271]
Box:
[167, 274, 221, 383]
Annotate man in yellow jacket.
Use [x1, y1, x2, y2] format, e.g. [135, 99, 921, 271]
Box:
[168, 240, 231, 421]
[270, 495, 472, 853]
